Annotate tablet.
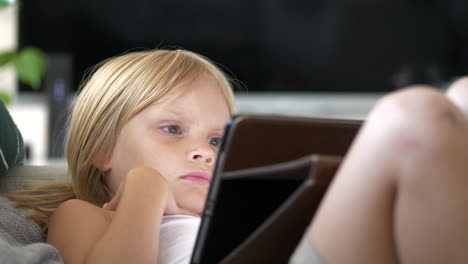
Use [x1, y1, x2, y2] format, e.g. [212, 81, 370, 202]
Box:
[190, 114, 362, 264]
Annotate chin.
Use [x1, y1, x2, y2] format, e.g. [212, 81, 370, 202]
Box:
[174, 184, 208, 216]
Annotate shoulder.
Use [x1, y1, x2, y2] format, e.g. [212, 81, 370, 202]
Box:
[49, 199, 112, 227]
[47, 199, 113, 263]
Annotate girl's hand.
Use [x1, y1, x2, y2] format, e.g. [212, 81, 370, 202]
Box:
[102, 180, 124, 211]
[102, 167, 200, 217]
[102, 168, 161, 211]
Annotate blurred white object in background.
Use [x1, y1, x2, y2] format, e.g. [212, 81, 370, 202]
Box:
[235, 92, 382, 120]
[0, 4, 18, 102]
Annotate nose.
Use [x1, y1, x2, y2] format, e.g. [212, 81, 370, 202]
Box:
[190, 142, 215, 165]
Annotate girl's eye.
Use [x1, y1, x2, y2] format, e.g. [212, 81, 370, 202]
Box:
[162, 125, 182, 135]
[208, 137, 222, 147]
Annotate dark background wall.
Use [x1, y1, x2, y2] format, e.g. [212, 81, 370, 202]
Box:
[19, 0, 468, 93]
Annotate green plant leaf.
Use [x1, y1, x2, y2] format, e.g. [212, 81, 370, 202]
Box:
[0, 50, 16, 67]
[0, 92, 12, 105]
[14, 46, 47, 89]
[0, 0, 17, 9]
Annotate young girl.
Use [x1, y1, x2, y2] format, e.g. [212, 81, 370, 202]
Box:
[9, 49, 237, 264]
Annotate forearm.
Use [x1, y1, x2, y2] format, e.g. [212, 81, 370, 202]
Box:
[85, 168, 168, 264]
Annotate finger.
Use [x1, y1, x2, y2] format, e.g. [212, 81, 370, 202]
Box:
[107, 187, 123, 210]
[104, 182, 125, 211]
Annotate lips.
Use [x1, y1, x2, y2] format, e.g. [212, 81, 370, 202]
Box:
[180, 171, 212, 185]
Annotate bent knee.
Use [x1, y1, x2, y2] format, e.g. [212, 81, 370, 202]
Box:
[375, 85, 443, 112]
[366, 85, 467, 153]
[370, 85, 449, 125]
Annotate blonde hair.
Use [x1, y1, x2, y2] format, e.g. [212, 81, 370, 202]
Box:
[4, 49, 237, 233]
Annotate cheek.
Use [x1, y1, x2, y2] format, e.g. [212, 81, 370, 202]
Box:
[106, 135, 152, 193]
[107, 131, 187, 192]
[147, 151, 182, 183]
[134, 137, 186, 182]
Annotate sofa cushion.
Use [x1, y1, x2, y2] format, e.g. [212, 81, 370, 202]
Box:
[0, 166, 69, 194]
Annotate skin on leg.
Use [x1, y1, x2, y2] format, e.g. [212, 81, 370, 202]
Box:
[393, 88, 468, 264]
[309, 86, 468, 264]
[446, 76, 468, 117]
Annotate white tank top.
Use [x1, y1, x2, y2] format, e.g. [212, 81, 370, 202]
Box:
[158, 215, 201, 264]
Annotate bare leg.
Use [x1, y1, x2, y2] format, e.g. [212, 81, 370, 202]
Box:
[309, 83, 468, 264]
[447, 76, 468, 116]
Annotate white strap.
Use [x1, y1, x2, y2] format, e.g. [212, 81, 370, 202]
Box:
[0, 147, 9, 170]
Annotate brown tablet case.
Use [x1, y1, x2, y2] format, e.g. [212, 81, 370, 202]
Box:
[221, 115, 361, 172]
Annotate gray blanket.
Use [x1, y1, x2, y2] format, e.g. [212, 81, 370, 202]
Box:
[0, 197, 62, 264]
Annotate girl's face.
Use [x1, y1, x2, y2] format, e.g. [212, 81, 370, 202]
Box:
[102, 76, 231, 215]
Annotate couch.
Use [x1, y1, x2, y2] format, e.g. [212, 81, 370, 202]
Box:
[0, 100, 65, 263]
